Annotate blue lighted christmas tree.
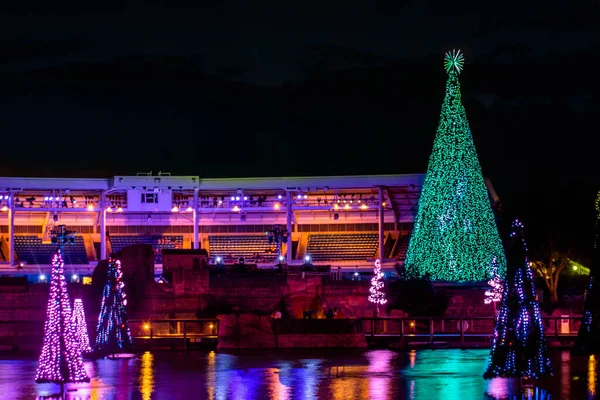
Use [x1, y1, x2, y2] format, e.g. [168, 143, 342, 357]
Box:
[404, 50, 506, 282]
[93, 255, 134, 355]
[484, 219, 553, 379]
[574, 190, 600, 354]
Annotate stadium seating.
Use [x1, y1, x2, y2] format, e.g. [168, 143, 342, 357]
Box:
[208, 235, 277, 263]
[108, 235, 183, 263]
[13, 235, 89, 265]
[306, 233, 379, 261]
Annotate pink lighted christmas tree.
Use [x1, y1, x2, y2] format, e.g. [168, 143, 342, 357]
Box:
[368, 259, 387, 313]
[485, 257, 504, 313]
[72, 299, 92, 354]
[35, 249, 89, 385]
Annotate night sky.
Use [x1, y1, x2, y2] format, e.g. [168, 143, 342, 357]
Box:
[1, 1, 599, 259]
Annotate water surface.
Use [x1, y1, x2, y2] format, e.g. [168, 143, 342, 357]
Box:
[0, 349, 596, 399]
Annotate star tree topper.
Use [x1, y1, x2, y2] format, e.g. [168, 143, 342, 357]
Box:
[444, 49, 464, 75]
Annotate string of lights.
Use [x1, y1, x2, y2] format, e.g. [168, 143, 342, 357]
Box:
[404, 50, 506, 282]
[35, 250, 89, 384]
[485, 257, 504, 305]
[93, 256, 134, 355]
[484, 219, 553, 379]
[72, 299, 92, 355]
[368, 259, 387, 313]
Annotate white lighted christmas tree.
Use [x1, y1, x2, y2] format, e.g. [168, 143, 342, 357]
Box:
[485, 257, 504, 309]
[404, 49, 506, 282]
[368, 259, 387, 313]
[72, 299, 92, 354]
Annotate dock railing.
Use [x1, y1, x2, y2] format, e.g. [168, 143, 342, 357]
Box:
[361, 315, 581, 343]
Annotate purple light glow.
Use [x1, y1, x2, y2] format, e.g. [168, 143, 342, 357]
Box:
[35, 250, 89, 384]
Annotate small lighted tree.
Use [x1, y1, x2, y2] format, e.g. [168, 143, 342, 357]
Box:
[72, 299, 92, 354]
[485, 257, 504, 314]
[368, 259, 387, 315]
[94, 255, 134, 355]
[35, 249, 89, 388]
[484, 219, 553, 380]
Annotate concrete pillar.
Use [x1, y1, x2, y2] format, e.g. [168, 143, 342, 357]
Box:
[8, 194, 15, 266]
[286, 191, 293, 265]
[100, 194, 107, 260]
[378, 186, 385, 263]
[193, 189, 199, 249]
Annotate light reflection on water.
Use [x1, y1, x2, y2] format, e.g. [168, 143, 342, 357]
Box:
[0, 349, 596, 399]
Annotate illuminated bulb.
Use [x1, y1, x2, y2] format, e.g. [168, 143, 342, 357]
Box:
[382, 202, 386, 207]
[304, 255, 311, 262]
[235, 196, 240, 201]
[344, 204, 350, 210]
[333, 204, 340, 210]
[87, 204, 94, 211]
[279, 255, 285, 262]
[186, 206, 193, 212]
[72, 274, 78, 280]
[0, 206, 7, 212]
[39, 274, 46, 281]
[297, 194, 302, 200]
[106, 206, 113, 212]
[230, 196, 235, 201]
[360, 204, 368, 210]
[216, 256, 222, 263]
[116, 206, 123, 212]
[171, 206, 178, 212]
[144, 324, 150, 330]
[243, 196, 248, 201]
[274, 203, 280, 210]
[232, 205, 240, 212]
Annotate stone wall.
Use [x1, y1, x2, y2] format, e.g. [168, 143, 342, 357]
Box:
[216, 313, 367, 349]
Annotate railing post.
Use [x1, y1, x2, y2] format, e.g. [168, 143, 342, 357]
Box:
[460, 317, 464, 343]
[371, 319, 374, 338]
[400, 319, 404, 340]
[183, 321, 187, 351]
[429, 319, 434, 343]
[13, 323, 18, 351]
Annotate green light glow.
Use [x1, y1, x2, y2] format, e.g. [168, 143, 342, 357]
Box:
[405, 51, 506, 282]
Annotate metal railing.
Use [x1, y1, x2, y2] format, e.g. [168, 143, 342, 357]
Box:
[0, 318, 219, 351]
[361, 316, 582, 343]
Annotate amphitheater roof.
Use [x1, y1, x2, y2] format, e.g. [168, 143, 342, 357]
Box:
[0, 174, 427, 192]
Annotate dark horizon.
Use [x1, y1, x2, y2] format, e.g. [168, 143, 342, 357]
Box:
[1, 1, 599, 261]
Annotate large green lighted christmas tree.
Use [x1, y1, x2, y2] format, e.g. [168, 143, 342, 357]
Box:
[405, 50, 506, 282]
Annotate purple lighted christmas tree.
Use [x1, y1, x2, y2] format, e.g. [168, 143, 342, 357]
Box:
[93, 255, 133, 355]
[484, 220, 553, 379]
[72, 299, 92, 354]
[35, 249, 89, 385]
